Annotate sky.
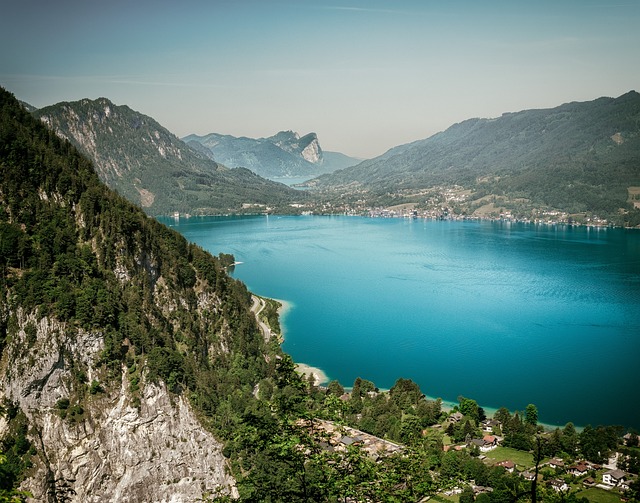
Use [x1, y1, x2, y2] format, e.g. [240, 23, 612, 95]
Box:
[2, 0, 639, 159]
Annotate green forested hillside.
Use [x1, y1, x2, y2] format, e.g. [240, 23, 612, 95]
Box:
[311, 92, 640, 225]
[0, 86, 281, 497]
[33, 98, 302, 216]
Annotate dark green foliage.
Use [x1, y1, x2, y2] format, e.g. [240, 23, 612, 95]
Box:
[0, 86, 278, 483]
[579, 424, 624, 464]
[89, 380, 104, 395]
[0, 404, 33, 496]
[525, 403, 539, 426]
[326, 380, 345, 397]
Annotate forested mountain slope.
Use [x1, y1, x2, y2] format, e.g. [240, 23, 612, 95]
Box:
[310, 91, 640, 224]
[33, 98, 301, 216]
[0, 87, 281, 501]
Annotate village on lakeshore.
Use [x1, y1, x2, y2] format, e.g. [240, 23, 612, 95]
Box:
[230, 183, 635, 228]
[304, 383, 640, 502]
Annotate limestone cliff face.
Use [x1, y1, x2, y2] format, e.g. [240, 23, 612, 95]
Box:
[297, 133, 323, 164]
[0, 309, 236, 502]
[268, 131, 323, 165]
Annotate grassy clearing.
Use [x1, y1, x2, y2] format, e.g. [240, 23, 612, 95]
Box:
[483, 447, 534, 468]
[576, 487, 623, 503]
[432, 493, 460, 503]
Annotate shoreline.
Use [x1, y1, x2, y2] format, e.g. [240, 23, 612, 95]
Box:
[270, 297, 292, 340]
[423, 394, 580, 432]
[262, 295, 587, 431]
[267, 298, 329, 386]
[161, 213, 640, 231]
[295, 363, 329, 387]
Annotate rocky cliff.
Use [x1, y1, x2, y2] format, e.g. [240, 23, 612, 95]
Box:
[1, 87, 275, 501]
[0, 310, 236, 502]
[183, 130, 360, 179]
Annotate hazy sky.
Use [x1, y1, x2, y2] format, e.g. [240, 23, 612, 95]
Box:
[2, 0, 639, 158]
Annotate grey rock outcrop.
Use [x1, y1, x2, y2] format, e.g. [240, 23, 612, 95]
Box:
[0, 309, 237, 503]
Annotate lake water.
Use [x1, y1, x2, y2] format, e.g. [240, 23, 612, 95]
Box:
[163, 215, 640, 429]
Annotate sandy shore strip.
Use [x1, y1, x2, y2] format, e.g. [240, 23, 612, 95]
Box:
[267, 298, 329, 386]
[268, 297, 292, 339]
[295, 363, 329, 386]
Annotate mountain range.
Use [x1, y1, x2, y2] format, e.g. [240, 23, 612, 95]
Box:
[23, 91, 640, 226]
[309, 91, 640, 224]
[32, 99, 302, 216]
[183, 130, 361, 179]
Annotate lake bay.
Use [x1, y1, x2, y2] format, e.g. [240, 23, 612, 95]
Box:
[164, 215, 640, 429]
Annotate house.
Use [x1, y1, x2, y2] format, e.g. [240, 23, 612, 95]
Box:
[472, 485, 493, 495]
[520, 471, 536, 481]
[497, 460, 515, 473]
[582, 477, 596, 487]
[549, 479, 569, 492]
[469, 437, 497, 452]
[568, 462, 590, 477]
[482, 419, 501, 433]
[448, 412, 464, 423]
[549, 458, 565, 470]
[602, 469, 627, 487]
[483, 435, 499, 448]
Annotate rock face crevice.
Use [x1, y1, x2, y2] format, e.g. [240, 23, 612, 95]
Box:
[0, 310, 237, 503]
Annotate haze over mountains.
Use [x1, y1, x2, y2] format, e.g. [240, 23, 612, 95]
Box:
[183, 130, 362, 179]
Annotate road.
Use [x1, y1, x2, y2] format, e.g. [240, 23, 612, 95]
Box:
[251, 295, 273, 342]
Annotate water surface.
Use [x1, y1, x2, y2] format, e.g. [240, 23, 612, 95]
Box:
[164, 215, 640, 429]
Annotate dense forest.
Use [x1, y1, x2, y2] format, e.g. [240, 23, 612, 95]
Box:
[2, 86, 640, 502]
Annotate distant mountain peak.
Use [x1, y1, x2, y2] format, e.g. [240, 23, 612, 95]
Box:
[183, 129, 362, 178]
[267, 130, 300, 142]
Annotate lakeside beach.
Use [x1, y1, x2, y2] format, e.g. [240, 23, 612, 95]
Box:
[295, 363, 329, 387]
[272, 298, 329, 386]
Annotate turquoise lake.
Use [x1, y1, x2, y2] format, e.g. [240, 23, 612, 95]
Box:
[163, 215, 640, 429]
